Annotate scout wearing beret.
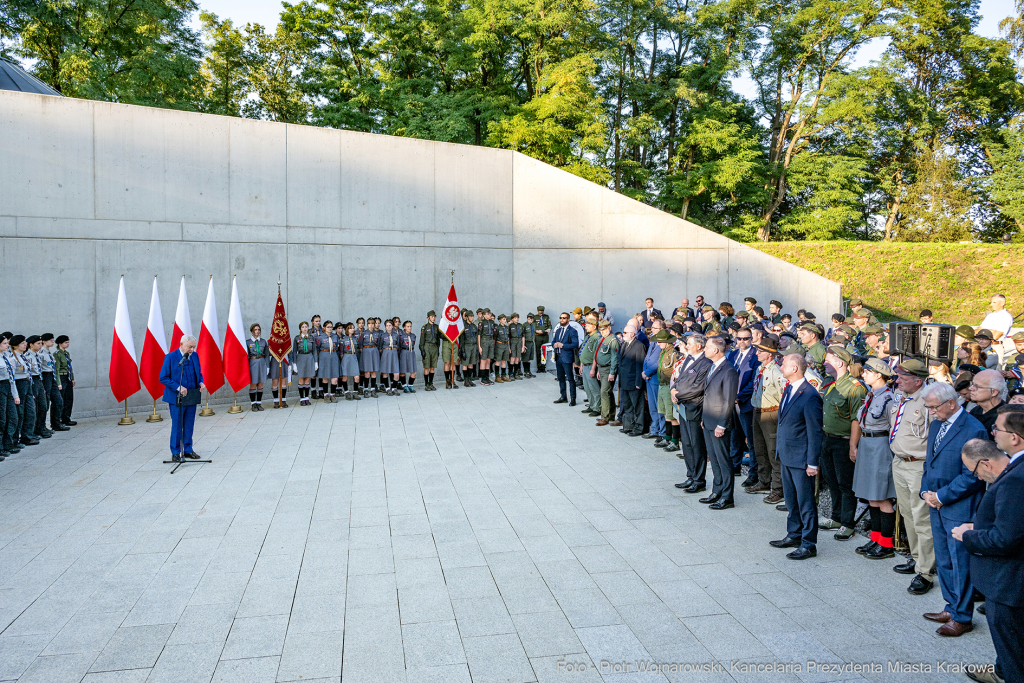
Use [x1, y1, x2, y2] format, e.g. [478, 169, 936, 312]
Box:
[768, 300, 783, 324]
[38, 333, 66, 433]
[53, 335, 76, 427]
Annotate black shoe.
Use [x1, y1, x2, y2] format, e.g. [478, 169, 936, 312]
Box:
[654, 439, 668, 448]
[39, 431, 52, 439]
[183, 453, 201, 459]
[708, 499, 734, 510]
[553, 397, 568, 404]
[865, 545, 895, 560]
[698, 494, 721, 504]
[171, 455, 183, 463]
[582, 407, 592, 413]
[619, 428, 629, 433]
[569, 400, 576, 406]
[907, 575, 934, 595]
[663, 443, 680, 453]
[740, 476, 758, 488]
[641, 433, 658, 439]
[775, 503, 788, 511]
[893, 560, 917, 575]
[732, 466, 742, 476]
[787, 547, 817, 560]
[52, 425, 71, 432]
[626, 430, 642, 437]
[675, 478, 694, 490]
[855, 540, 879, 555]
[684, 483, 706, 494]
[22, 439, 40, 446]
[65, 420, 78, 426]
[587, 410, 600, 417]
[770, 536, 801, 548]
[977, 603, 986, 616]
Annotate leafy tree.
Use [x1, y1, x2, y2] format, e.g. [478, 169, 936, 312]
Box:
[199, 11, 249, 116]
[897, 145, 975, 241]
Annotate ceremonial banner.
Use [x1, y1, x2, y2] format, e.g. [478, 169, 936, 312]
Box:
[268, 286, 292, 363]
[441, 283, 463, 343]
[139, 277, 168, 400]
[198, 276, 225, 394]
[110, 276, 141, 402]
[171, 276, 192, 350]
[223, 276, 250, 393]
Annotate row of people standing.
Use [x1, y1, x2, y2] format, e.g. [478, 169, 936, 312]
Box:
[0, 332, 76, 461]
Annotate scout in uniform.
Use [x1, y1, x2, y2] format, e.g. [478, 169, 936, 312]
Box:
[292, 322, 317, 405]
[535, 306, 552, 372]
[314, 321, 340, 402]
[493, 314, 511, 382]
[338, 323, 361, 399]
[378, 320, 401, 395]
[579, 315, 602, 414]
[719, 303, 736, 330]
[398, 321, 418, 393]
[419, 311, 440, 391]
[749, 337, 786, 503]
[461, 310, 478, 387]
[246, 324, 270, 410]
[593, 320, 620, 426]
[701, 305, 722, 335]
[769, 300, 783, 325]
[653, 330, 680, 449]
[523, 314, 537, 378]
[848, 298, 879, 326]
[309, 315, 324, 399]
[54, 335, 75, 426]
[25, 336, 51, 439]
[508, 314, 524, 379]
[7, 336, 37, 445]
[440, 321, 462, 390]
[38, 334, 66, 432]
[797, 322, 827, 376]
[0, 334, 20, 459]
[820, 345, 867, 540]
[478, 310, 495, 385]
[361, 318, 380, 397]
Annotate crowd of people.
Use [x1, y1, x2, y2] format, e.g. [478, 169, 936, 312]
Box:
[0, 332, 76, 461]
[545, 294, 1023, 683]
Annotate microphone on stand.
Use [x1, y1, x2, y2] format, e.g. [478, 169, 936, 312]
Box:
[179, 350, 191, 367]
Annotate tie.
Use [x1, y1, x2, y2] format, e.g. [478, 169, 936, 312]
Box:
[780, 385, 792, 413]
[3, 355, 14, 382]
[935, 421, 951, 452]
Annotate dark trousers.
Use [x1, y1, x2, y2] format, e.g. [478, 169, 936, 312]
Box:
[752, 409, 781, 492]
[42, 373, 63, 429]
[0, 380, 17, 451]
[59, 375, 73, 422]
[556, 360, 576, 401]
[931, 508, 975, 624]
[621, 389, 644, 431]
[782, 464, 818, 548]
[730, 408, 755, 474]
[703, 427, 734, 501]
[819, 435, 856, 527]
[680, 415, 707, 484]
[15, 378, 36, 441]
[987, 600, 1024, 683]
[168, 402, 197, 455]
[32, 376, 48, 436]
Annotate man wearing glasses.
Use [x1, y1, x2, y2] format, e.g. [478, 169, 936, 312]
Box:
[550, 313, 580, 406]
[919, 382, 989, 637]
[728, 329, 760, 486]
[968, 369, 1007, 436]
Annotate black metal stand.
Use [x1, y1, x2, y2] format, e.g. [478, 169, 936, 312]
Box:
[163, 357, 212, 474]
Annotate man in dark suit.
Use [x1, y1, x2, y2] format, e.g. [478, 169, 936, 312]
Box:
[727, 329, 760, 483]
[551, 312, 580, 406]
[919, 382, 988, 636]
[700, 337, 739, 510]
[770, 353, 824, 560]
[956, 410, 1024, 683]
[640, 298, 663, 331]
[672, 333, 712, 493]
[159, 336, 206, 463]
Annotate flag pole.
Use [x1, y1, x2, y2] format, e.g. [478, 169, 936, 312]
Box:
[119, 400, 134, 425]
[200, 388, 215, 417]
[147, 398, 162, 422]
[228, 393, 242, 414]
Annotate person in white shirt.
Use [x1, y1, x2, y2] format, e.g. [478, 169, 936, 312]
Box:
[978, 294, 1014, 341]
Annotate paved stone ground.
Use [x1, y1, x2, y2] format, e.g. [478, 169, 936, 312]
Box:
[0, 375, 997, 683]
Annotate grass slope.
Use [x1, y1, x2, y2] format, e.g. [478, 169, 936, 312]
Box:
[752, 242, 1024, 324]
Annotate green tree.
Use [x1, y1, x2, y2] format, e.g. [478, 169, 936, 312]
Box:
[199, 11, 249, 116]
[242, 22, 311, 123]
[897, 146, 975, 241]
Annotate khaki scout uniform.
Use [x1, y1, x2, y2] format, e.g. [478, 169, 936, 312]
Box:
[888, 388, 935, 577]
[820, 373, 866, 528]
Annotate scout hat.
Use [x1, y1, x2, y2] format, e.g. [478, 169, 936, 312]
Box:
[537, 306, 545, 311]
[56, 335, 69, 345]
[755, 337, 779, 354]
[798, 322, 821, 336]
[26, 335, 41, 344]
[10, 334, 25, 346]
[427, 310, 436, 317]
[897, 358, 929, 378]
[954, 371, 974, 392]
[920, 309, 933, 318]
[701, 305, 715, 313]
[744, 297, 757, 304]
[770, 300, 782, 309]
[652, 329, 673, 344]
[863, 357, 893, 377]
[40, 333, 54, 342]
[804, 312, 817, 321]
[735, 310, 750, 319]
[1010, 331, 1024, 341]
[849, 298, 863, 307]
[598, 320, 611, 329]
[585, 315, 598, 325]
[863, 324, 885, 337]
[583, 306, 593, 316]
[498, 313, 507, 320]
[826, 345, 853, 364]
[526, 313, 534, 319]
[956, 325, 975, 341]
[975, 329, 994, 341]
[511, 312, 519, 319]
[573, 307, 583, 314]
[780, 344, 804, 356]
[669, 322, 685, 335]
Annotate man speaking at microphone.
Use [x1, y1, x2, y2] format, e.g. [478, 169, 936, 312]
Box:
[159, 335, 205, 463]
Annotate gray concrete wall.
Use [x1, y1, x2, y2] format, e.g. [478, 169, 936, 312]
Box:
[0, 90, 841, 416]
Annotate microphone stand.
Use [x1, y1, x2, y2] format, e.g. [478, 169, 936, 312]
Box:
[163, 352, 213, 474]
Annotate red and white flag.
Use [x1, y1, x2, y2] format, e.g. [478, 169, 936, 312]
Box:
[440, 283, 464, 342]
[109, 276, 141, 402]
[198, 276, 225, 395]
[223, 276, 249, 393]
[139, 277, 168, 401]
[171, 276, 192, 350]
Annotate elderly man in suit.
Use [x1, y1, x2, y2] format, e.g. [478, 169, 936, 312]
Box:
[770, 353, 825, 559]
[919, 381, 988, 637]
[728, 328, 760, 483]
[700, 337, 739, 510]
[159, 335, 206, 463]
[551, 312, 580, 406]
[955, 410, 1024, 683]
[672, 333, 713, 493]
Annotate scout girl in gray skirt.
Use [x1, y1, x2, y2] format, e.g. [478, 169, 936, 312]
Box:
[378, 320, 401, 396]
[850, 357, 898, 559]
[293, 322, 316, 406]
[360, 320, 379, 398]
[247, 323, 269, 411]
[315, 321, 341, 402]
[309, 315, 324, 399]
[399, 321, 418, 393]
[339, 323, 362, 400]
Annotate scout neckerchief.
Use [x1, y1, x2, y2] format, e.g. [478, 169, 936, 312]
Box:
[753, 364, 766, 397]
[65, 350, 73, 381]
[889, 396, 908, 445]
[251, 337, 262, 357]
[299, 335, 310, 354]
[3, 354, 15, 382]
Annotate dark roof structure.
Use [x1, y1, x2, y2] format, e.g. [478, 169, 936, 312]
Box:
[0, 58, 62, 96]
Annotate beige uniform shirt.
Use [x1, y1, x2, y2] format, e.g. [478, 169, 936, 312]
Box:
[888, 388, 929, 460]
[752, 361, 785, 409]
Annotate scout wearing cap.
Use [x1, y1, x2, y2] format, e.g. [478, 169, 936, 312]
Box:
[508, 313, 525, 379]
[521, 313, 537, 377]
[652, 329, 673, 344]
[419, 311, 441, 390]
[755, 336, 779, 354]
[848, 298, 879, 325]
[919, 309, 933, 323]
[863, 357, 893, 377]
[956, 325, 976, 341]
[897, 358, 929, 378]
[821, 343, 867, 537]
[826, 344, 854, 365]
[461, 309, 479, 386]
[535, 306, 552, 372]
[974, 328, 994, 341]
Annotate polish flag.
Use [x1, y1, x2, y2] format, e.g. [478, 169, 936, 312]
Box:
[109, 276, 141, 402]
[198, 276, 225, 395]
[440, 283, 463, 342]
[171, 276, 193, 350]
[223, 276, 249, 393]
[139, 277, 168, 400]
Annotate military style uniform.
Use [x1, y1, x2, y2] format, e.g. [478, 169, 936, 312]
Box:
[535, 308, 552, 371]
[462, 318, 479, 366]
[523, 320, 536, 373]
[494, 322, 510, 363]
[852, 384, 896, 501]
[579, 325, 602, 410]
[54, 345, 74, 425]
[38, 343, 64, 431]
[25, 347, 50, 438]
[508, 320, 523, 359]
[9, 348, 36, 444]
[820, 372, 866, 533]
[594, 332, 620, 421]
[803, 341, 827, 375]
[441, 331, 461, 366]
[247, 337, 270, 384]
[419, 318, 440, 370]
[0, 351, 20, 455]
[478, 318, 496, 362]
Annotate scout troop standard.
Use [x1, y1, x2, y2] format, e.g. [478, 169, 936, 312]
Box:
[242, 307, 553, 407]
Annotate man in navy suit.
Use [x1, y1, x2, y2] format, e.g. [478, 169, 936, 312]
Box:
[727, 329, 760, 484]
[159, 335, 206, 462]
[640, 298, 663, 331]
[956, 410, 1024, 683]
[770, 353, 824, 559]
[550, 313, 579, 406]
[919, 382, 988, 637]
[700, 337, 739, 509]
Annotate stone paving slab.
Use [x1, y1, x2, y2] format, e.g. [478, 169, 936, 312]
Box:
[0, 375, 996, 682]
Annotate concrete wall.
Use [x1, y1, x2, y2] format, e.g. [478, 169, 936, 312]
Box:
[0, 90, 841, 416]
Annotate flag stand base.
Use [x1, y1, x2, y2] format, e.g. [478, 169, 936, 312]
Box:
[118, 401, 135, 426]
[199, 390, 215, 417]
[146, 399, 163, 422]
[162, 458, 213, 474]
[227, 395, 242, 414]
